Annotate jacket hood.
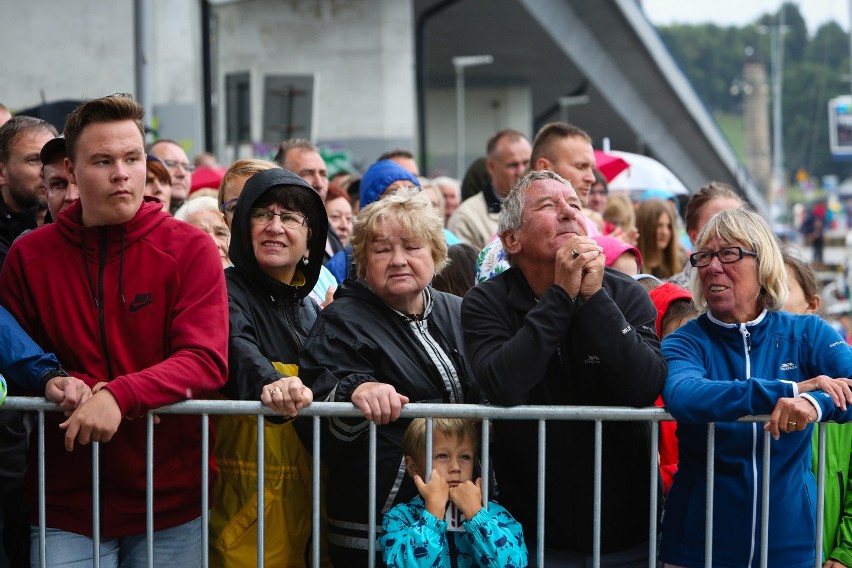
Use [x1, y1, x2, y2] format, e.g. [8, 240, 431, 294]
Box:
[649, 282, 693, 337]
[592, 235, 642, 270]
[359, 160, 420, 208]
[229, 168, 327, 299]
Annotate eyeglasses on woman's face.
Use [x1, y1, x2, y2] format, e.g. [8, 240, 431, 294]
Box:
[220, 198, 239, 217]
[689, 246, 757, 268]
[249, 208, 307, 230]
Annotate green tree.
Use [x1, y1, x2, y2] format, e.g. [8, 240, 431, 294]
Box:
[657, 2, 852, 180]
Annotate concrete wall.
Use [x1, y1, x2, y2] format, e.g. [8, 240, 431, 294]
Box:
[425, 86, 532, 178]
[213, 0, 418, 167]
[1, 0, 203, 153]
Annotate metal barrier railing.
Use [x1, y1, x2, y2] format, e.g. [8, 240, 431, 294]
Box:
[0, 397, 830, 568]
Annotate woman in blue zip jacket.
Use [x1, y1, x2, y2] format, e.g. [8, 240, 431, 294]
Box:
[660, 207, 852, 568]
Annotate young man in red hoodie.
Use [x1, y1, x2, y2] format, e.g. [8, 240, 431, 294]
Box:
[0, 94, 229, 566]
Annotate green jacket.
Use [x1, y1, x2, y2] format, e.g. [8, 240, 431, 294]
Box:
[813, 423, 852, 566]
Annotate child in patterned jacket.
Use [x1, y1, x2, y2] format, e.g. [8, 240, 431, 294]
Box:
[380, 418, 528, 567]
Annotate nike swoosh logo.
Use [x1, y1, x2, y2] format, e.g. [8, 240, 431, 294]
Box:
[129, 299, 154, 312]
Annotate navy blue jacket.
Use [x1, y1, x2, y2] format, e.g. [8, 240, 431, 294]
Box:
[662, 310, 852, 568]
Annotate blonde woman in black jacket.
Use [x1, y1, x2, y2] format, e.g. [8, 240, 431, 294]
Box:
[301, 187, 479, 568]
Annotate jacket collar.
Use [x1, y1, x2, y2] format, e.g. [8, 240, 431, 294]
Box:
[484, 181, 502, 214]
[706, 309, 769, 328]
[55, 196, 166, 256]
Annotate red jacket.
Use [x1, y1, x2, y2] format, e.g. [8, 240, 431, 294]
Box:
[649, 282, 694, 494]
[0, 197, 228, 537]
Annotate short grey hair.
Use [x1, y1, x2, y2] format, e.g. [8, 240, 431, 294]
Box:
[173, 195, 222, 222]
[498, 169, 573, 236]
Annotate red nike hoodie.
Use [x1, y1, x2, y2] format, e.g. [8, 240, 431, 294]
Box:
[0, 197, 228, 537]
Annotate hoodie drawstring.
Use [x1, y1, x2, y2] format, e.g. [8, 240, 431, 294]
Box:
[81, 231, 99, 308]
[81, 228, 127, 305]
[119, 229, 126, 304]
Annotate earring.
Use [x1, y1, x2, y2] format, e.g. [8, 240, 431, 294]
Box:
[302, 257, 309, 265]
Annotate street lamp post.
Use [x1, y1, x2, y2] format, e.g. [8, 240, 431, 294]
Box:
[453, 55, 493, 178]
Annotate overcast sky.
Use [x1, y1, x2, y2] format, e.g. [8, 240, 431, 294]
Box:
[641, 0, 850, 32]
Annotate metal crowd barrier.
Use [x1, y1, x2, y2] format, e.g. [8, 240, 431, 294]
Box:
[0, 397, 831, 568]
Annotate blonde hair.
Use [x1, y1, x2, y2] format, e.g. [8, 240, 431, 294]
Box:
[351, 186, 449, 280]
[402, 418, 479, 460]
[689, 206, 788, 312]
[217, 159, 278, 208]
[603, 194, 635, 232]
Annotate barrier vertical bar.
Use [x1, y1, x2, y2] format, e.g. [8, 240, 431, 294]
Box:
[38, 410, 46, 567]
[759, 429, 771, 568]
[312, 416, 321, 568]
[536, 420, 546, 567]
[257, 415, 264, 568]
[593, 420, 602, 568]
[368, 422, 378, 568]
[481, 418, 490, 510]
[648, 420, 659, 568]
[704, 423, 715, 568]
[201, 413, 209, 568]
[147, 413, 154, 568]
[815, 423, 826, 568]
[425, 418, 433, 480]
[92, 441, 100, 568]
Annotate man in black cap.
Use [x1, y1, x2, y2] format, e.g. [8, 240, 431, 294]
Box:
[40, 136, 79, 223]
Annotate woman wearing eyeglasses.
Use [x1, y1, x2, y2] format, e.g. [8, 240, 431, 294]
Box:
[209, 168, 330, 567]
[659, 206, 852, 568]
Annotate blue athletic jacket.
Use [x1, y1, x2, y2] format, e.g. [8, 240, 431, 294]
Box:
[0, 305, 63, 393]
[661, 309, 852, 568]
[380, 496, 528, 567]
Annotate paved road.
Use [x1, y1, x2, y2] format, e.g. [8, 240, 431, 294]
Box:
[786, 242, 849, 269]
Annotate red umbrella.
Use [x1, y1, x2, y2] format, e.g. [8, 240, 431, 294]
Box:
[593, 150, 629, 182]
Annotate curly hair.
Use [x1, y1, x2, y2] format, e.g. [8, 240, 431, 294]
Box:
[351, 186, 449, 280]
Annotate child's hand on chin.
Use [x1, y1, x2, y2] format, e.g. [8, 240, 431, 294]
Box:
[414, 469, 450, 519]
[449, 477, 483, 520]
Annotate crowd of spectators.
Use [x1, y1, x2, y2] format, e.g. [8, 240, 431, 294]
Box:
[0, 94, 851, 568]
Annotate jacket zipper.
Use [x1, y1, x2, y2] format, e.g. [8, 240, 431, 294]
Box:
[96, 227, 111, 540]
[739, 323, 757, 568]
[98, 227, 114, 380]
[838, 470, 846, 529]
[417, 320, 462, 403]
[278, 298, 305, 352]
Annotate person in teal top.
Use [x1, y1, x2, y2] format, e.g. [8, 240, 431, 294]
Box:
[783, 250, 852, 567]
[380, 418, 527, 567]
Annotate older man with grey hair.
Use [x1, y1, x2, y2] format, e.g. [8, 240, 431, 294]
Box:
[461, 170, 666, 567]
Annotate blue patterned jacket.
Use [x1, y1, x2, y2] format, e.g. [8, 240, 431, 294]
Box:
[380, 495, 528, 567]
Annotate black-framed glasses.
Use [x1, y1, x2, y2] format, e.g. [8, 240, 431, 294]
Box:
[249, 208, 307, 230]
[162, 159, 196, 173]
[220, 198, 239, 216]
[689, 246, 757, 268]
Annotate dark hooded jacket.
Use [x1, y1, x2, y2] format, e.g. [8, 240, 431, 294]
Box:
[210, 168, 331, 567]
[221, 168, 328, 401]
